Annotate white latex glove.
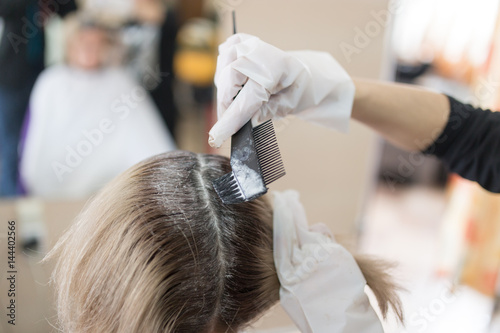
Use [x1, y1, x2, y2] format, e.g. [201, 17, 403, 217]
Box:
[273, 190, 384, 333]
[209, 33, 355, 148]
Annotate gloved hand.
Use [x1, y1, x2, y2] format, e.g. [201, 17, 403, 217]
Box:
[273, 190, 384, 333]
[209, 33, 355, 148]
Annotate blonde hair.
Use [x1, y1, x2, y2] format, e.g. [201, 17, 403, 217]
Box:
[45, 151, 402, 332]
[63, 12, 123, 67]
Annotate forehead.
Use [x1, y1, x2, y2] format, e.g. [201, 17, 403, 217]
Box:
[76, 26, 108, 40]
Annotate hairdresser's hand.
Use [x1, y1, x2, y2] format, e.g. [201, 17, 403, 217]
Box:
[208, 33, 355, 148]
[273, 190, 384, 333]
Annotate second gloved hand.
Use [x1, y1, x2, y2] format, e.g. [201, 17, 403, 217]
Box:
[273, 190, 384, 333]
[209, 33, 355, 148]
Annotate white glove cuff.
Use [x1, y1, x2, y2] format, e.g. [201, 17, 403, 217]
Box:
[288, 51, 355, 133]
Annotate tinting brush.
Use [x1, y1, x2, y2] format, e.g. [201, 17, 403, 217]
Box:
[212, 11, 286, 204]
[213, 120, 286, 204]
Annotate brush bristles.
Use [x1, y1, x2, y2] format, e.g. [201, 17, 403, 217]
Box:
[212, 172, 244, 204]
[253, 120, 286, 186]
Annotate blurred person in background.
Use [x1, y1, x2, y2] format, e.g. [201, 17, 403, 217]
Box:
[81, 0, 180, 138]
[19, 14, 176, 198]
[0, 0, 77, 197]
[126, 0, 179, 138]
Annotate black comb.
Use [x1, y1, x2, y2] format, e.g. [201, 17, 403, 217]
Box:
[212, 11, 286, 204]
[213, 120, 286, 204]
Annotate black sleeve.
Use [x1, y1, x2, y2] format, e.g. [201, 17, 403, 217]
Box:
[423, 95, 500, 193]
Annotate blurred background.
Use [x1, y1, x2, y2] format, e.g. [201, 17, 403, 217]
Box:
[1, 0, 500, 332]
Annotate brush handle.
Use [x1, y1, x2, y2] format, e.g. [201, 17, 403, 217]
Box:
[212, 11, 268, 204]
[229, 120, 268, 200]
[230, 121, 261, 174]
[232, 10, 237, 34]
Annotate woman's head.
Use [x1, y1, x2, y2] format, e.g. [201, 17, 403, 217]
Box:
[65, 15, 115, 70]
[47, 151, 279, 332]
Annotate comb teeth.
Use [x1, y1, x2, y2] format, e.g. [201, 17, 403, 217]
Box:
[212, 172, 244, 204]
[252, 120, 286, 186]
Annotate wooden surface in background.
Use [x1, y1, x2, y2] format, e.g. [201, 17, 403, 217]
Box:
[0, 200, 86, 333]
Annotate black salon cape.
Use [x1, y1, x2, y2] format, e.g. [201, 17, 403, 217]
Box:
[423, 95, 500, 193]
